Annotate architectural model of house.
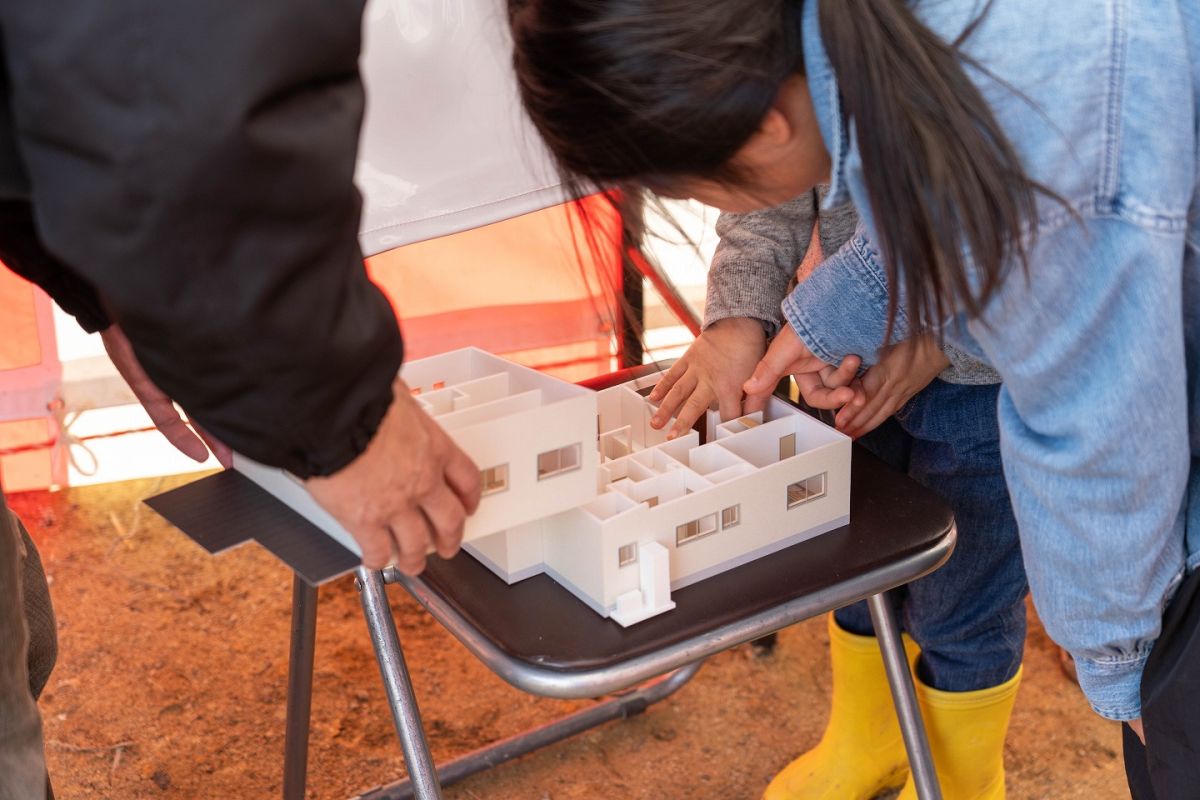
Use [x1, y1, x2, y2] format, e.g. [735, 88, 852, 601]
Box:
[235, 348, 851, 626]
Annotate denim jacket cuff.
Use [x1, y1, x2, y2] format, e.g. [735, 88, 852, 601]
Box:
[781, 287, 842, 366]
[779, 231, 902, 367]
[1072, 652, 1147, 721]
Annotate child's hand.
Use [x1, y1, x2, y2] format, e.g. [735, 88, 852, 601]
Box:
[648, 317, 767, 439]
[743, 325, 860, 414]
[834, 335, 950, 438]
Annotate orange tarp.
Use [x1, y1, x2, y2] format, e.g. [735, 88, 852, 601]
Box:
[0, 267, 61, 492]
[367, 197, 626, 382]
[0, 265, 43, 371]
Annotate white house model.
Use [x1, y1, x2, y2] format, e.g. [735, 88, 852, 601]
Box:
[235, 348, 851, 626]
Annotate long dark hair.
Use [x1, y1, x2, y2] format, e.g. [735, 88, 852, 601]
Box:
[509, 0, 1049, 334]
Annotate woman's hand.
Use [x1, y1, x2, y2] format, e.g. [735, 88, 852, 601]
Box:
[743, 324, 860, 413]
[833, 335, 949, 438]
[648, 317, 767, 439]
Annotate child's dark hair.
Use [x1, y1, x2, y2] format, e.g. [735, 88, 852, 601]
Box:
[509, 0, 1047, 334]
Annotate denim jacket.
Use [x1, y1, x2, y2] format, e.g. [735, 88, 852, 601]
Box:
[786, 0, 1200, 720]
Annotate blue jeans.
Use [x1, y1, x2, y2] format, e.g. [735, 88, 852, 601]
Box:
[835, 379, 1028, 692]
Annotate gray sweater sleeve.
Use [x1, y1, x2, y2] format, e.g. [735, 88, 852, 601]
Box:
[705, 190, 859, 336]
[704, 193, 817, 337]
[705, 188, 999, 385]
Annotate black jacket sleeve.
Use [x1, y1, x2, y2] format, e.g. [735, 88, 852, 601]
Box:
[0, 0, 402, 477]
[0, 202, 111, 333]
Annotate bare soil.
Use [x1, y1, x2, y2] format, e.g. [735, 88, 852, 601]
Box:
[10, 474, 1128, 800]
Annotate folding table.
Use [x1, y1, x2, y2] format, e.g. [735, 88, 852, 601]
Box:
[146, 372, 955, 800]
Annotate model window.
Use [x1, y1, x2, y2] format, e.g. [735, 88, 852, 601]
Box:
[618, 543, 638, 567]
[676, 513, 718, 546]
[538, 443, 582, 480]
[645, 496, 659, 508]
[787, 473, 827, 508]
[432, 380, 446, 391]
[721, 505, 741, 529]
[481, 464, 509, 495]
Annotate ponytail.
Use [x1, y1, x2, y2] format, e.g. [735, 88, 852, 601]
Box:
[819, 0, 1048, 332]
[511, 0, 1056, 334]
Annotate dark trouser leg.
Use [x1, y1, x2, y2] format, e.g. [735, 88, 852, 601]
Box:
[835, 381, 1028, 692]
[20, 525, 56, 702]
[1127, 565, 1200, 798]
[20, 521, 56, 800]
[1122, 723, 1155, 800]
[0, 494, 48, 800]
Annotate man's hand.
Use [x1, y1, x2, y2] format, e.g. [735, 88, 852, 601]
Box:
[647, 317, 767, 439]
[743, 325, 860, 414]
[305, 380, 482, 574]
[100, 325, 232, 467]
[834, 335, 949, 438]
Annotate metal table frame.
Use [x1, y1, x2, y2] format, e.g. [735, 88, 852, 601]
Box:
[146, 367, 953, 800]
[275, 530, 952, 800]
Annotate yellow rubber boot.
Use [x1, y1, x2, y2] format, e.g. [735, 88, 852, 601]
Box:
[896, 668, 1022, 800]
[762, 616, 921, 800]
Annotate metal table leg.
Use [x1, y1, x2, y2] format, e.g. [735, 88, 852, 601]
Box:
[868, 592, 942, 800]
[357, 567, 444, 800]
[283, 575, 318, 800]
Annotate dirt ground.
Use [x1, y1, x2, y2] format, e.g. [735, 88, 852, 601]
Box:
[10, 474, 1129, 800]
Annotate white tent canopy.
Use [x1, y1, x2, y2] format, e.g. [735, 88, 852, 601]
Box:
[355, 0, 567, 256]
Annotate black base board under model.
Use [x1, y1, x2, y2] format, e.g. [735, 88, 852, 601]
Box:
[144, 470, 359, 586]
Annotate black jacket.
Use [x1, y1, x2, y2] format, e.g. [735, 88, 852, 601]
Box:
[0, 0, 402, 478]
